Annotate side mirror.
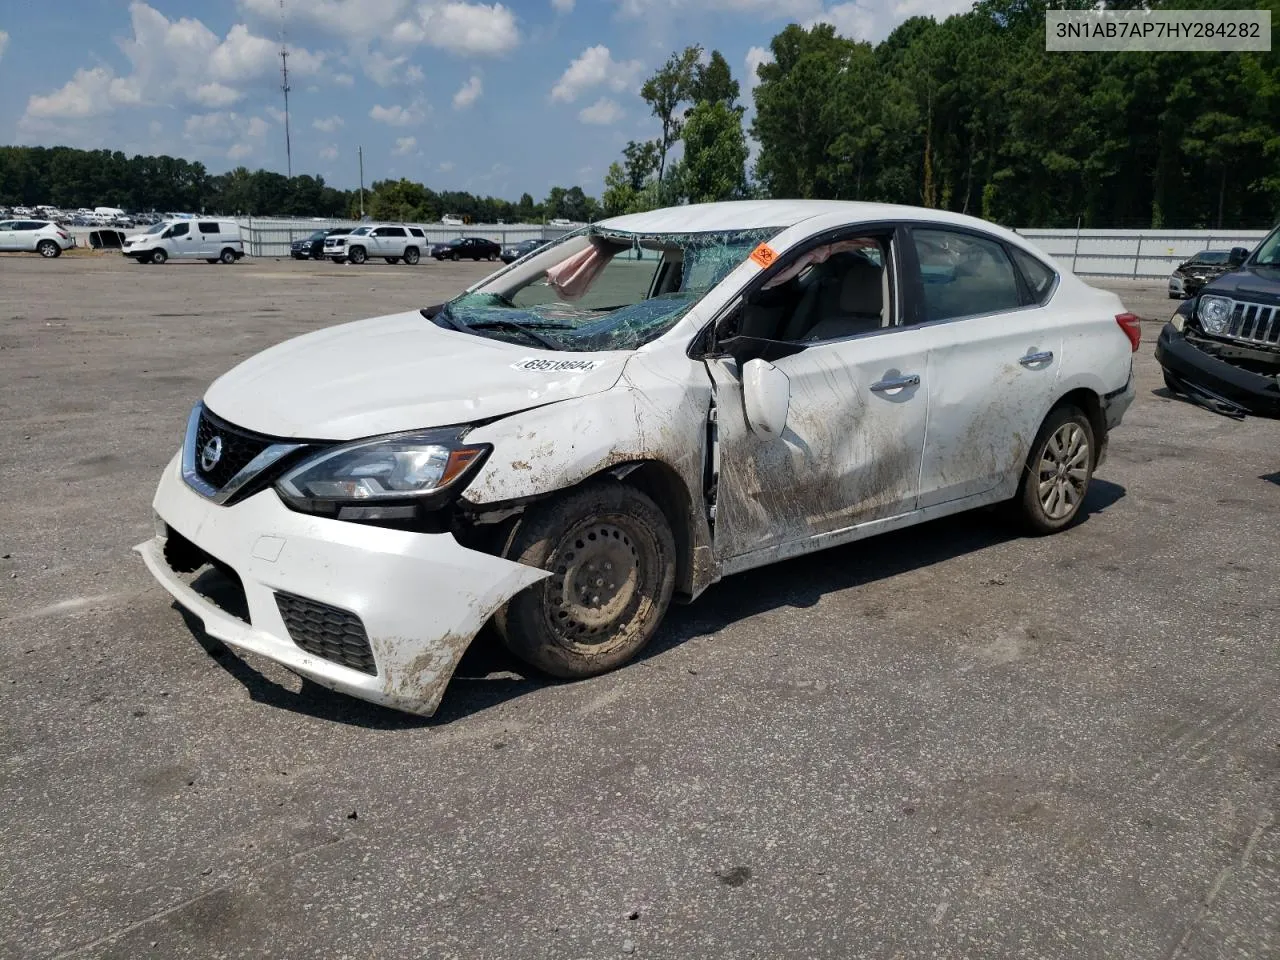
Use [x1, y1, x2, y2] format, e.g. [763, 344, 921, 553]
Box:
[1229, 246, 1249, 266]
[742, 358, 790, 441]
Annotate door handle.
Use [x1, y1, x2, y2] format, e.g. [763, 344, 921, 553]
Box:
[870, 374, 921, 392]
[1019, 350, 1054, 367]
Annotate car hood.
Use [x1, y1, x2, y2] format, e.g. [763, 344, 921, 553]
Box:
[1203, 264, 1280, 304]
[202, 310, 629, 440]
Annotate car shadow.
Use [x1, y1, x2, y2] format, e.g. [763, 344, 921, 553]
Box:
[176, 478, 1126, 727]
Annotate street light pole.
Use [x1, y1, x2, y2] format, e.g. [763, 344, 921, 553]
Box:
[358, 145, 364, 218]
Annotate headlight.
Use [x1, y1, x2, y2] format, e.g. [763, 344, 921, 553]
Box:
[275, 430, 489, 520]
[333, 238, 346, 246]
[1197, 295, 1233, 334]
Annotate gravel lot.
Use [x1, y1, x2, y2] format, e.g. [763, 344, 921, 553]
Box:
[1, 254, 1276, 959]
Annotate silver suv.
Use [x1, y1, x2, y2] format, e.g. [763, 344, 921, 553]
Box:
[324, 224, 425, 265]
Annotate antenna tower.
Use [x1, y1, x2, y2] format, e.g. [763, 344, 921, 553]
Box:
[279, 0, 292, 178]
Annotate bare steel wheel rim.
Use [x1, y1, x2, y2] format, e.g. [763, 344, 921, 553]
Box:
[547, 521, 642, 649]
[1037, 422, 1089, 521]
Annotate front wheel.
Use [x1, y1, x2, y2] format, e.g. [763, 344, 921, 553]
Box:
[1012, 405, 1095, 534]
[348, 246, 367, 265]
[37, 239, 61, 258]
[403, 247, 420, 265]
[495, 483, 676, 680]
[150, 248, 168, 265]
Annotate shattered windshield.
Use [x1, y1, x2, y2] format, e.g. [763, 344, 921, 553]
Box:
[435, 226, 778, 352]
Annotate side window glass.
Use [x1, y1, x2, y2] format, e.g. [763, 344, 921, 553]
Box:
[912, 229, 1020, 322]
[171, 222, 189, 237]
[198, 221, 219, 234]
[733, 236, 893, 344]
[1009, 247, 1057, 305]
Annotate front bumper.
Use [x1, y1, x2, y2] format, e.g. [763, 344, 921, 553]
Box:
[1155, 323, 1280, 416]
[136, 454, 549, 716]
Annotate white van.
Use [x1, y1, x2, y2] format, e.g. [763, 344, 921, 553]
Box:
[122, 219, 245, 264]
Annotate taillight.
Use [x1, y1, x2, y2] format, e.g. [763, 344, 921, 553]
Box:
[1115, 313, 1142, 352]
[57, 231, 69, 239]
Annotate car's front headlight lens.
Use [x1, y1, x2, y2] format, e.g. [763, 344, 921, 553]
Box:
[276, 431, 489, 518]
[1198, 295, 1233, 334]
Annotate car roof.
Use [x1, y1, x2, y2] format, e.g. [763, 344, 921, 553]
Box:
[597, 199, 1022, 236]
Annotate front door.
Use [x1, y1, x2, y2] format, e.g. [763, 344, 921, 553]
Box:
[907, 227, 1066, 508]
[703, 228, 930, 563]
[167, 221, 196, 257]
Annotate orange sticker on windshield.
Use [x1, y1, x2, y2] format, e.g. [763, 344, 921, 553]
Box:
[749, 243, 777, 268]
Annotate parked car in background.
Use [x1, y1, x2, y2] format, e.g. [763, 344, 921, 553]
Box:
[431, 236, 501, 261]
[441, 214, 465, 226]
[1168, 249, 1238, 299]
[1157, 230, 1278, 416]
[0, 219, 75, 257]
[500, 238, 548, 264]
[122, 219, 244, 264]
[323, 224, 423, 265]
[292, 227, 351, 260]
[137, 199, 1137, 718]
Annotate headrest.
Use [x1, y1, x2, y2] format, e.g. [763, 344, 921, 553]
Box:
[837, 258, 883, 315]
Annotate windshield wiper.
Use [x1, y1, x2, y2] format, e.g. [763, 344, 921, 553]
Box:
[465, 319, 569, 350]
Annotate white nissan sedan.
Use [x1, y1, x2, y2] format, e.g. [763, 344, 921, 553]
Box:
[137, 201, 1137, 716]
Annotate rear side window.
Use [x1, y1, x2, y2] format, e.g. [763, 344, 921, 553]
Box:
[408, 227, 424, 237]
[381, 227, 406, 237]
[912, 229, 1021, 322]
[198, 221, 220, 234]
[1009, 247, 1057, 305]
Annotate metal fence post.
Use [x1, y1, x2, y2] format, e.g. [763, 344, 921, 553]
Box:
[1132, 235, 1142, 279]
[1071, 216, 1082, 273]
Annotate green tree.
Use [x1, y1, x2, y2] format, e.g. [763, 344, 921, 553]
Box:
[640, 45, 703, 202]
[680, 101, 748, 203]
[691, 50, 740, 108]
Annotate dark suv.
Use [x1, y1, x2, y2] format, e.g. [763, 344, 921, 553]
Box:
[291, 227, 350, 260]
[1156, 226, 1280, 416]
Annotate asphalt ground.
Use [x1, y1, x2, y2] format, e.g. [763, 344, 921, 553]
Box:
[1, 254, 1276, 959]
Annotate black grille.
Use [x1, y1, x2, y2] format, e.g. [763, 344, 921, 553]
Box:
[275, 592, 377, 675]
[195, 407, 273, 490]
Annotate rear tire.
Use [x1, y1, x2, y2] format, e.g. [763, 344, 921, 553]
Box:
[150, 248, 168, 265]
[403, 247, 420, 265]
[1011, 405, 1095, 535]
[219, 248, 236, 264]
[37, 239, 61, 258]
[495, 483, 676, 680]
[348, 246, 367, 265]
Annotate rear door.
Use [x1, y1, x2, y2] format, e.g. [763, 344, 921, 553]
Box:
[0, 221, 16, 250]
[380, 226, 407, 256]
[910, 227, 1065, 509]
[197, 221, 221, 257]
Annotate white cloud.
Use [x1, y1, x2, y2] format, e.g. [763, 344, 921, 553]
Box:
[228, 142, 255, 160]
[393, 136, 417, 155]
[391, 3, 519, 55]
[552, 0, 575, 11]
[363, 50, 425, 86]
[438, 160, 455, 172]
[0, 30, 9, 62]
[192, 82, 243, 108]
[320, 144, 339, 160]
[551, 45, 644, 103]
[370, 98, 428, 126]
[313, 114, 344, 132]
[183, 110, 269, 143]
[332, 72, 355, 86]
[21, 2, 325, 125]
[744, 46, 772, 93]
[579, 97, 623, 125]
[453, 75, 482, 110]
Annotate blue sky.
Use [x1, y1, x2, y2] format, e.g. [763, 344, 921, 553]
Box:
[0, 0, 970, 200]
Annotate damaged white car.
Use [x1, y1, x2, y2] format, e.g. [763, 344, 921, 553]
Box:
[137, 201, 1137, 716]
